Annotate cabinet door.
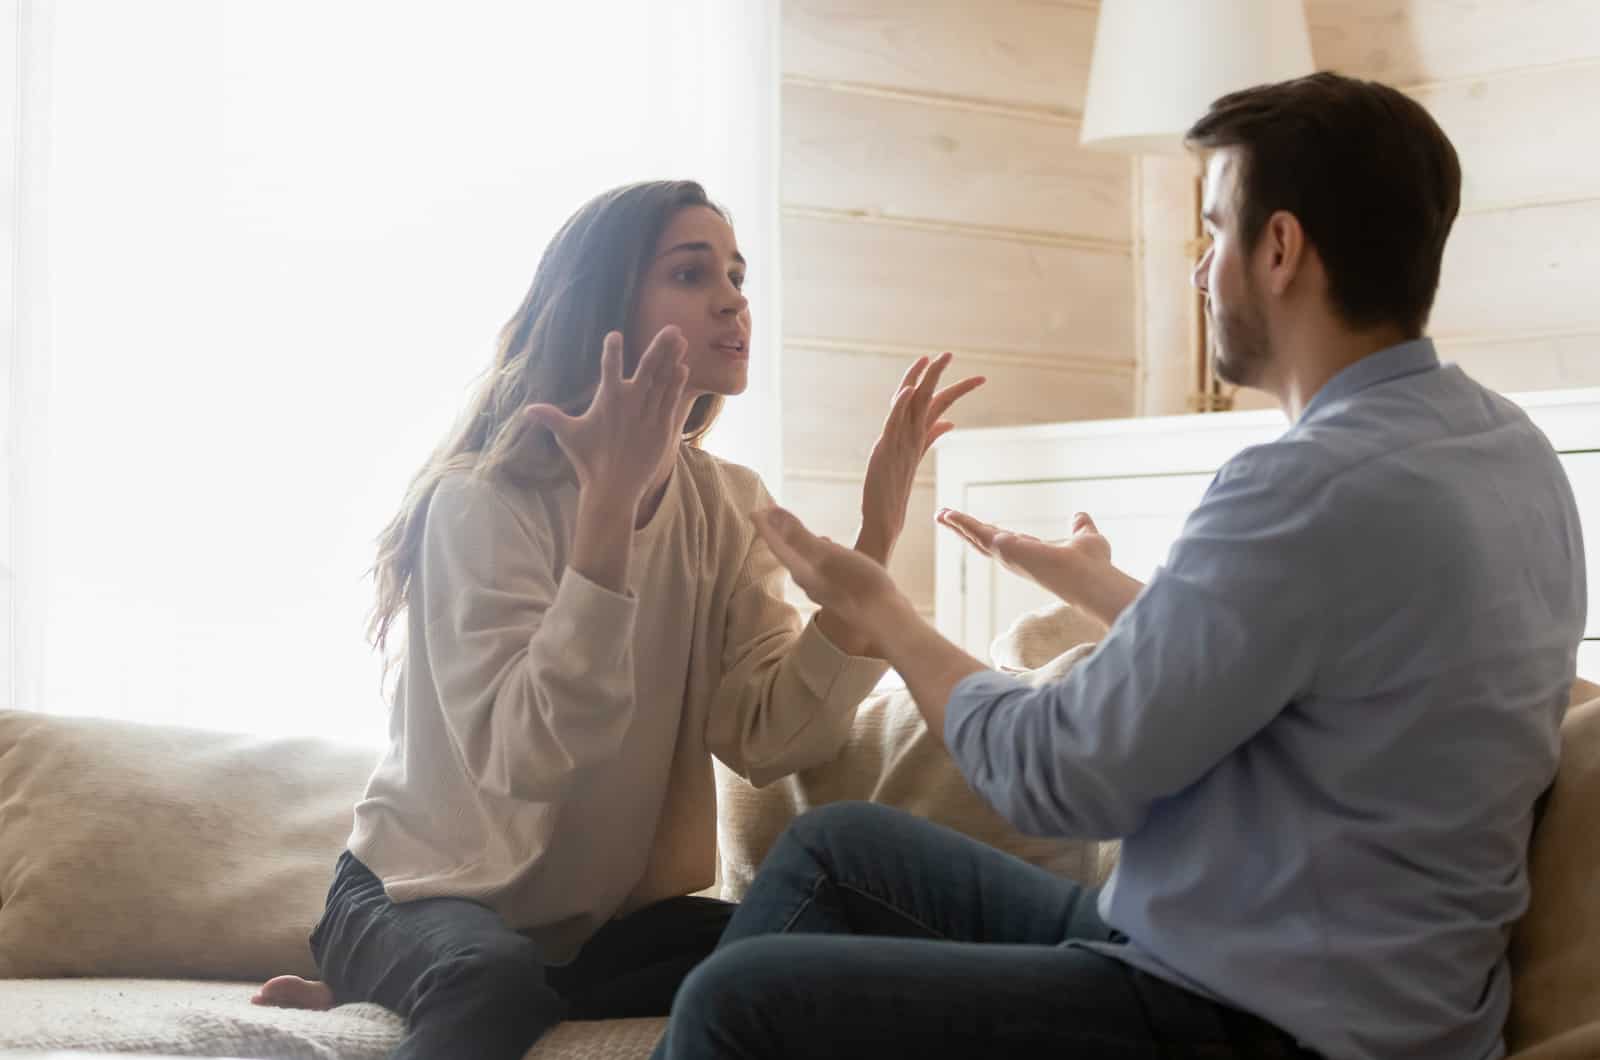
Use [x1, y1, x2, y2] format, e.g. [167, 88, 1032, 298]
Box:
[1562, 451, 1600, 640]
[959, 472, 1214, 656]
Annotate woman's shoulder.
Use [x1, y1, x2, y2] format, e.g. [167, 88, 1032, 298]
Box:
[428, 464, 563, 547]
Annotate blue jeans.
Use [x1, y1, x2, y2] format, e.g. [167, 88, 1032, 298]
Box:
[654, 802, 1317, 1059]
[309, 850, 734, 1060]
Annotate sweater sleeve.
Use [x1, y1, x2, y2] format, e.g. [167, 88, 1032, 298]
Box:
[703, 484, 889, 788]
[416, 474, 638, 804]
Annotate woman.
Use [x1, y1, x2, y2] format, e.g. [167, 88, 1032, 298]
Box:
[253, 179, 983, 1059]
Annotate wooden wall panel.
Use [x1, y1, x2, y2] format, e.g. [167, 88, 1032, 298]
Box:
[782, 81, 1130, 242]
[1306, 0, 1600, 85]
[783, 214, 1134, 361]
[784, 344, 1134, 478]
[1443, 333, 1600, 393]
[1431, 201, 1600, 340]
[783, 0, 1099, 113]
[1416, 62, 1600, 212]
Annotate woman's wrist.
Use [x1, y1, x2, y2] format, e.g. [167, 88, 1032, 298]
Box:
[854, 522, 897, 567]
[570, 490, 638, 594]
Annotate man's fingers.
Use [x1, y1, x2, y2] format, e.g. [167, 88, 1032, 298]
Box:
[939, 508, 999, 549]
[752, 507, 823, 587]
[936, 508, 993, 556]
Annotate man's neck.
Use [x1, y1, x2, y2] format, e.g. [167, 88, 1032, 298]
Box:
[1269, 324, 1412, 421]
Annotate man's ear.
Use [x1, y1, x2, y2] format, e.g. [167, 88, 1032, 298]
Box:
[1261, 210, 1307, 297]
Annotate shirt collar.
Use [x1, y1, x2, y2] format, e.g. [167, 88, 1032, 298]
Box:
[1299, 337, 1440, 423]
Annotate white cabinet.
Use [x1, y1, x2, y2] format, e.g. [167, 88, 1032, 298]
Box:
[936, 387, 1600, 672]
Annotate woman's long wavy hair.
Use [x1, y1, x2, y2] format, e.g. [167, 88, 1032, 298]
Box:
[369, 180, 727, 658]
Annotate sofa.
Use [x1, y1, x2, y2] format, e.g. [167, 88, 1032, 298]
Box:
[1, 604, 1596, 1059]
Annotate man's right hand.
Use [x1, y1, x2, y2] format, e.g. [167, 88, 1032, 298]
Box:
[937, 509, 1143, 627]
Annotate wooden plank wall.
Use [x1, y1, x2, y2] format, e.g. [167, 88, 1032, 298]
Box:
[1204, 0, 1600, 411]
[779, 0, 1136, 620]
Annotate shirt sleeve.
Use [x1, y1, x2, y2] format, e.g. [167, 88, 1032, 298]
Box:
[417, 474, 638, 804]
[704, 487, 890, 788]
[944, 442, 1342, 839]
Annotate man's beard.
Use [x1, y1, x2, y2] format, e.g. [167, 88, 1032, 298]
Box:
[1208, 293, 1270, 388]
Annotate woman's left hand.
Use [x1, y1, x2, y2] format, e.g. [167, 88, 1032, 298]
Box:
[859, 352, 985, 563]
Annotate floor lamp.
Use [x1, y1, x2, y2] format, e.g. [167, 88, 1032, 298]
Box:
[1079, 0, 1315, 412]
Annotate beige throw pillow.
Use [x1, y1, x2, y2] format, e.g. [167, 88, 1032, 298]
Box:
[717, 603, 1105, 899]
[0, 710, 375, 980]
[1506, 695, 1600, 1058]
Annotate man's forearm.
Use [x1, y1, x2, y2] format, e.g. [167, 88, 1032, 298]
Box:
[871, 597, 989, 742]
[1069, 563, 1146, 629]
[1044, 548, 1146, 629]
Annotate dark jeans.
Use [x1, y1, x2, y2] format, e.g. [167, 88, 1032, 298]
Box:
[654, 802, 1319, 1060]
[309, 850, 734, 1060]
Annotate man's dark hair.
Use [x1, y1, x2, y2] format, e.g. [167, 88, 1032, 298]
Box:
[1185, 72, 1461, 337]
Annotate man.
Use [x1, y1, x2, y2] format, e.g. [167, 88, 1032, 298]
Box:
[653, 73, 1587, 1059]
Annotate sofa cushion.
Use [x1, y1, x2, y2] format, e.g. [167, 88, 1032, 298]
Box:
[0, 710, 374, 980]
[1506, 694, 1600, 1056]
[716, 603, 1105, 900]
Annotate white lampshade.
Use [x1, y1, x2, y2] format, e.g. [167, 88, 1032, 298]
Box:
[1080, 0, 1315, 154]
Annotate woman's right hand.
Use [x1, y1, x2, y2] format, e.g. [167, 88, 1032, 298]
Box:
[523, 327, 690, 510]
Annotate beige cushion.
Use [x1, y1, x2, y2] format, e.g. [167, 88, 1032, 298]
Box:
[717, 603, 1105, 899]
[1506, 694, 1600, 1057]
[0, 710, 374, 980]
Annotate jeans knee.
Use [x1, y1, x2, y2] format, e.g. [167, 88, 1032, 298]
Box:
[674, 937, 785, 1022]
[784, 800, 903, 854]
[417, 936, 546, 1008]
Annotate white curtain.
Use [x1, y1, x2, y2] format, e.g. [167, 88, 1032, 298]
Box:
[2, 0, 782, 745]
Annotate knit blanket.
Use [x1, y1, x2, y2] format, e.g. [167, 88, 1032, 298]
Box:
[0, 978, 665, 1059]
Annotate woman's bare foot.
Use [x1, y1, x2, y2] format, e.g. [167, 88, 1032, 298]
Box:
[251, 974, 335, 1010]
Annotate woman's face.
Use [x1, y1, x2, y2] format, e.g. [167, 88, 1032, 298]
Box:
[629, 206, 751, 398]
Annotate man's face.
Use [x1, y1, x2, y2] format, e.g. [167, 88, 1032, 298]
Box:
[1193, 150, 1272, 388]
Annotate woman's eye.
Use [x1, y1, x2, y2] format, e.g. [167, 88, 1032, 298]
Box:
[730, 272, 746, 290]
[673, 266, 701, 283]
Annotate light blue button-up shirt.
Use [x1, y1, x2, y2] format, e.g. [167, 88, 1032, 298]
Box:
[946, 339, 1587, 1060]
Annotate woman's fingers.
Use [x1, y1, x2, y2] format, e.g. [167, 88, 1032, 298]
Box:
[597, 332, 623, 392]
[928, 375, 986, 420]
[913, 352, 954, 417]
[895, 355, 930, 394]
[922, 420, 956, 454]
[634, 325, 685, 384]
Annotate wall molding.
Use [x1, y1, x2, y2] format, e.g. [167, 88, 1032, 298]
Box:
[784, 336, 1137, 378]
[1459, 192, 1600, 218]
[781, 73, 1082, 127]
[782, 204, 1130, 254]
[1433, 325, 1600, 346]
[1398, 54, 1600, 95]
[787, 466, 936, 488]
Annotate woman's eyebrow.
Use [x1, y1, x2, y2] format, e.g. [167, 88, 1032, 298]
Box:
[659, 241, 747, 266]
